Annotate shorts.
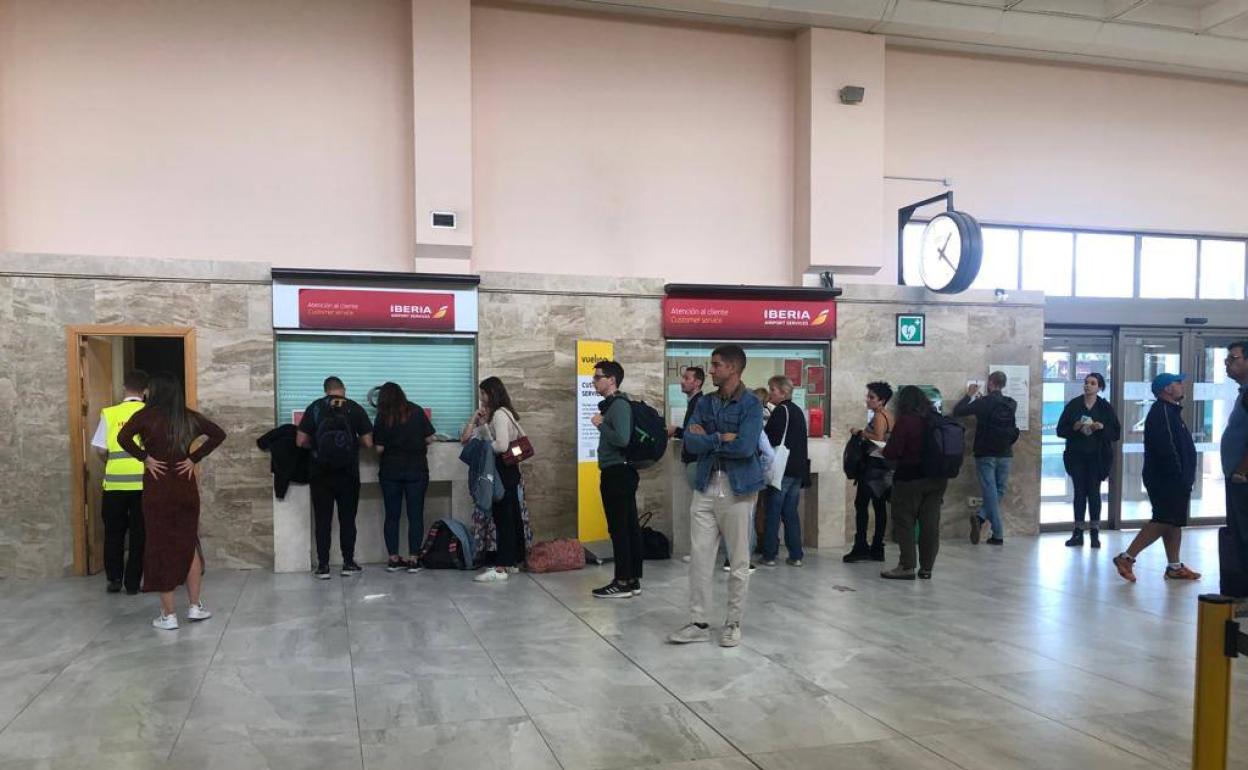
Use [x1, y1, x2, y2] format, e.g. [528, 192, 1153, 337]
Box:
[1146, 486, 1191, 527]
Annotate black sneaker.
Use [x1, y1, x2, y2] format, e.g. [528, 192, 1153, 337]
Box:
[314, 564, 331, 580]
[843, 544, 871, 563]
[341, 561, 363, 576]
[630, 581, 642, 596]
[106, 581, 122, 594]
[125, 587, 140, 596]
[918, 569, 932, 580]
[592, 581, 634, 599]
[869, 543, 886, 562]
[986, 538, 1004, 546]
[385, 558, 406, 573]
[1089, 530, 1101, 549]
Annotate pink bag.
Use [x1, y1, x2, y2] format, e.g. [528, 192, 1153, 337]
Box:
[526, 538, 585, 573]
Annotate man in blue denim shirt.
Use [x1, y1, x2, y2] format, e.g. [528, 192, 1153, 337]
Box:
[669, 345, 764, 649]
[1221, 341, 1248, 597]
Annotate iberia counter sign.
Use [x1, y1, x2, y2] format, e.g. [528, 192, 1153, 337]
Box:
[298, 288, 456, 331]
[662, 297, 836, 339]
[576, 340, 614, 547]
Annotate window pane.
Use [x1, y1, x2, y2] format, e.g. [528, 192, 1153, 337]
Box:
[901, 223, 924, 286]
[1200, 240, 1247, 300]
[972, 227, 1020, 291]
[1021, 230, 1073, 296]
[1139, 237, 1196, 298]
[1074, 233, 1134, 298]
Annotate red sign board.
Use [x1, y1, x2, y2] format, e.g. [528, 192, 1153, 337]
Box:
[298, 289, 456, 331]
[662, 297, 836, 340]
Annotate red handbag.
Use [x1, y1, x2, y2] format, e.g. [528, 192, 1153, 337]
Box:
[526, 538, 585, 573]
[497, 410, 533, 466]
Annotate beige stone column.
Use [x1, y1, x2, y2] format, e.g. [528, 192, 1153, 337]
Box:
[412, 0, 474, 273]
[794, 29, 886, 281]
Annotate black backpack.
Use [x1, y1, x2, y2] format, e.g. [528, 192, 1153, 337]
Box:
[843, 433, 871, 482]
[417, 521, 467, 570]
[623, 399, 668, 469]
[979, 397, 1020, 455]
[314, 398, 357, 471]
[638, 512, 671, 560]
[922, 412, 966, 480]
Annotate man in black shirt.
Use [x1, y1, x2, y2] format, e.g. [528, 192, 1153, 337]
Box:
[297, 376, 374, 579]
[954, 371, 1019, 546]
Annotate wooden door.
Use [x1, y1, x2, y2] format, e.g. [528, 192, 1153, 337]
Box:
[81, 336, 113, 575]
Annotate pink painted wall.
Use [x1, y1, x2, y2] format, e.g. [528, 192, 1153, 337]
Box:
[0, 0, 415, 269]
[867, 48, 1248, 284]
[470, 4, 796, 285]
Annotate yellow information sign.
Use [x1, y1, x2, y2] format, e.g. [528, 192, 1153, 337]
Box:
[576, 340, 614, 543]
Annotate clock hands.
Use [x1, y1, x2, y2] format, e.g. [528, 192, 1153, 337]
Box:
[937, 233, 954, 269]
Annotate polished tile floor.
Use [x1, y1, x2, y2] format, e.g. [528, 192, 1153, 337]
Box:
[1, 528, 1246, 770]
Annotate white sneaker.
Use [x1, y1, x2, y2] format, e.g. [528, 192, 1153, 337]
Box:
[474, 568, 509, 583]
[505, 566, 520, 574]
[681, 555, 691, 563]
[720, 622, 742, 648]
[152, 613, 179, 631]
[668, 623, 711, 644]
[187, 603, 212, 622]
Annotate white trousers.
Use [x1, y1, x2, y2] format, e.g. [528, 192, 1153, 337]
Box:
[689, 471, 756, 625]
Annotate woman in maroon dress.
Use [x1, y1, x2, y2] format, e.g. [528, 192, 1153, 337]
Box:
[118, 373, 226, 630]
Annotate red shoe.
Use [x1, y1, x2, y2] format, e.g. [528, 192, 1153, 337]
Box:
[1113, 554, 1137, 583]
[1164, 564, 1201, 581]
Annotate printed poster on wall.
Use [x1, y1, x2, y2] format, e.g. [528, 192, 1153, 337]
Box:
[784, 360, 804, 387]
[577, 340, 615, 544]
[805, 366, 826, 396]
[990, 364, 1031, 431]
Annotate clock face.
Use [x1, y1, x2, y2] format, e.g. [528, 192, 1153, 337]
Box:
[920, 214, 963, 292]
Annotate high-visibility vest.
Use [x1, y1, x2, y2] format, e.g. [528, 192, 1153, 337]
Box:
[102, 401, 146, 491]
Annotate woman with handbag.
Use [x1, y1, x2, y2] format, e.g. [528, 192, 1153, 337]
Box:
[761, 376, 808, 568]
[461, 376, 529, 582]
[844, 381, 894, 563]
[1055, 372, 1121, 549]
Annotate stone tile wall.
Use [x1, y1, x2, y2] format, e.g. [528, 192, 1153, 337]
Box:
[476, 272, 669, 542]
[826, 284, 1047, 546]
[0, 253, 275, 578]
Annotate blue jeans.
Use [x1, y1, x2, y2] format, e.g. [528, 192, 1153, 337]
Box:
[380, 469, 430, 557]
[763, 476, 803, 561]
[975, 457, 1011, 539]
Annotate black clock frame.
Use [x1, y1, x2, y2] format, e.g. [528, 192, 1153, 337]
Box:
[923, 211, 983, 294]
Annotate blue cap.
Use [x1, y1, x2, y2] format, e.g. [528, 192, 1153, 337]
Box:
[1151, 372, 1187, 395]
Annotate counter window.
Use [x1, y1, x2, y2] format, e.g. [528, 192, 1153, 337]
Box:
[276, 334, 476, 437]
[665, 342, 830, 436]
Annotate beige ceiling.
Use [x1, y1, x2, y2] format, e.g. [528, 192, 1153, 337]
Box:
[548, 0, 1248, 81]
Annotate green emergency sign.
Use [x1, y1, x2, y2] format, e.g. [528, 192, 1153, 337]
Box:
[896, 314, 925, 347]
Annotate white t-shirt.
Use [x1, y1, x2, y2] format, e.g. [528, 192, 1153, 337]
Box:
[91, 397, 144, 450]
[477, 408, 522, 454]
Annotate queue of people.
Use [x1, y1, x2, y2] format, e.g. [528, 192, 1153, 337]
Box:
[101, 340, 1248, 633]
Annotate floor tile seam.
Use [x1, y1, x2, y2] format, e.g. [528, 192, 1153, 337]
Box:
[444, 577, 569, 770]
[0, 586, 162, 736]
[1051, 715, 1180, 769]
[528, 573, 769, 770]
[164, 568, 251, 763]
[952, 674, 1077, 726]
[339, 574, 370, 770]
[890, 733, 979, 770]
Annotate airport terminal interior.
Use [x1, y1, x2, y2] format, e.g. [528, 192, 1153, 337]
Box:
[2, 0, 1248, 767]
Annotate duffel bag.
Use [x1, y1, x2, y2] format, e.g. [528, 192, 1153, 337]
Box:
[526, 538, 585, 573]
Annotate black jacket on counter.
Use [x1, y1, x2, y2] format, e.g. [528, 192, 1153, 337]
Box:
[256, 424, 311, 499]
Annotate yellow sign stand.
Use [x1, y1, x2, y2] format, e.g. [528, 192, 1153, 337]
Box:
[576, 340, 614, 545]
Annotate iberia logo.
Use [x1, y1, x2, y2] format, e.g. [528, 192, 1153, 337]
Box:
[811, 309, 829, 326]
[433, 305, 448, 319]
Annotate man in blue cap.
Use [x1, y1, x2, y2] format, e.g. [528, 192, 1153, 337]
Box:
[1113, 372, 1200, 582]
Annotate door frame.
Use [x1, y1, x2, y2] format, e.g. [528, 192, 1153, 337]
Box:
[1117, 326, 1241, 530]
[66, 325, 197, 577]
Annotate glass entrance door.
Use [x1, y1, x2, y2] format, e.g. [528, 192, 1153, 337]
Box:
[1119, 333, 1184, 525]
[1191, 335, 1244, 521]
[1041, 332, 1114, 526]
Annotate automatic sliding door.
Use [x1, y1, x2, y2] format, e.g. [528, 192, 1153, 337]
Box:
[1041, 333, 1114, 527]
[1119, 333, 1183, 525]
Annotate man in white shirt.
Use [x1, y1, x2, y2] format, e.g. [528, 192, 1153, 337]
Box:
[91, 370, 149, 594]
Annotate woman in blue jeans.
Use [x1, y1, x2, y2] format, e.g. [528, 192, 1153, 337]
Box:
[372, 382, 436, 572]
[762, 376, 808, 567]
